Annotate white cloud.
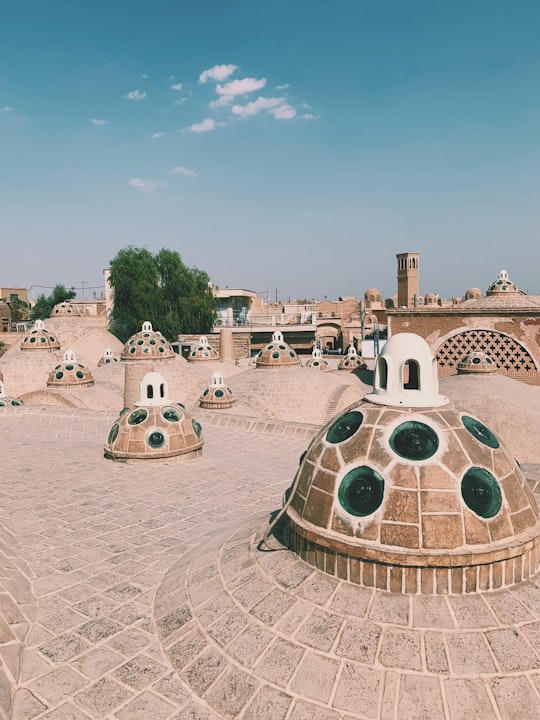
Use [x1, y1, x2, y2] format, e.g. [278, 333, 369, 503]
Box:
[141, 73, 149, 79]
[125, 89, 147, 101]
[301, 113, 315, 120]
[272, 103, 296, 120]
[171, 166, 197, 177]
[170, 82, 183, 91]
[232, 96, 283, 117]
[276, 83, 290, 90]
[128, 177, 165, 192]
[173, 98, 188, 106]
[209, 95, 232, 109]
[199, 64, 237, 84]
[151, 131, 165, 139]
[2, 106, 13, 112]
[185, 118, 224, 133]
[231, 96, 297, 121]
[215, 77, 266, 104]
[91, 118, 107, 126]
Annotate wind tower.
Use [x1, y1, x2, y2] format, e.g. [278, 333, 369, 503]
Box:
[396, 251, 420, 308]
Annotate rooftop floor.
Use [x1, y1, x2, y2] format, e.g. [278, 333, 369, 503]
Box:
[1, 406, 539, 719]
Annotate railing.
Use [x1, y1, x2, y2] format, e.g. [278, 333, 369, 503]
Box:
[214, 314, 317, 328]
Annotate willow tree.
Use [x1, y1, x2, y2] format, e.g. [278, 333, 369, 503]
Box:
[108, 246, 216, 342]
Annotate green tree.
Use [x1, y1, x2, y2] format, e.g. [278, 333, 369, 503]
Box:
[32, 285, 77, 321]
[7, 297, 29, 323]
[108, 246, 216, 342]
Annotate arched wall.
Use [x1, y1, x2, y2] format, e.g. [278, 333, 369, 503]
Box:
[434, 328, 539, 384]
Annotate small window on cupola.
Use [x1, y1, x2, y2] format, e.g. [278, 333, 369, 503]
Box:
[378, 357, 388, 389]
[403, 359, 419, 390]
[147, 384, 154, 399]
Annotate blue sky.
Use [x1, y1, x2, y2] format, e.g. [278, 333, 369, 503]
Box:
[1, 0, 539, 302]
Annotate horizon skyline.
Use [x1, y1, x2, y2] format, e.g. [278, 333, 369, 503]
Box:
[2, 1, 539, 300]
[14, 260, 534, 306]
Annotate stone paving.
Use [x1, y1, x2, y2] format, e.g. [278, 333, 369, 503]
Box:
[0, 407, 539, 719]
[0, 407, 310, 719]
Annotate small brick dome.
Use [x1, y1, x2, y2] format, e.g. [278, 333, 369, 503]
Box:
[187, 336, 219, 362]
[255, 331, 301, 369]
[47, 350, 94, 387]
[338, 345, 365, 371]
[305, 347, 331, 372]
[50, 302, 81, 317]
[199, 372, 236, 409]
[20, 320, 61, 352]
[457, 351, 498, 374]
[105, 371, 203, 462]
[121, 322, 175, 361]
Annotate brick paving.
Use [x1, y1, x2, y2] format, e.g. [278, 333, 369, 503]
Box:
[0, 407, 539, 719]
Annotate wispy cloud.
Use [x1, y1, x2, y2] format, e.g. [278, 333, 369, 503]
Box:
[170, 82, 183, 91]
[276, 83, 290, 90]
[2, 106, 13, 112]
[129, 177, 165, 192]
[171, 166, 197, 177]
[125, 89, 147, 101]
[151, 131, 165, 139]
[91, 118, 107, 126]
[231, 96, 296, 120]
[215, 77, 266, 106]
[232, 96, 283, 117]
[199, 64, 237, 84]
[141, 73, 149, 79]
[301, 113, 315, 120]
[185, 118, 224, 133]
[173, 98, 188, 107]
[272, 103, 296, 120]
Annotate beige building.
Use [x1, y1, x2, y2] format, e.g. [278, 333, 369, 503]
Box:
[388, 269, 540, 385]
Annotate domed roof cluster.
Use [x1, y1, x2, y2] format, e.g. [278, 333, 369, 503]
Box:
[105, 371, 203, 462]
[120, 322, 175, 361]
[304, 347, 331, 371]
[457, 351, 498, 374]
[50, 302, 81, 317]
[187, 335, 219, 362]
[282, 333, 540, 593]
[20, 320, 61, 352]
[463, 270, 540, 309]
[254, 331, 301, 369]
[47, 350, 94, 388]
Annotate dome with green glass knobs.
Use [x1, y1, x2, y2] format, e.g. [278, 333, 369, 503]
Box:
[0, 380, 23, 408]
[305, 347, 331, 371]
[187, 335, 219, 362]
[457, 351, 498, 374]
[47, 350, 94, 388]
[338, 344, 365, 371]
[105, 371, 203, 462]
[199, 371, 235, 409]
[120, 321, 175, 361]
[50, 301, 81, 317]
[254, 330, 301, 369]
[20, 320, 61, 352]
[283, 333, 540, 594]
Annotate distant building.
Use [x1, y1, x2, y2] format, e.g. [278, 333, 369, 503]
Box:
[396, 252, 420, 307]
[388, 269, 540, 385]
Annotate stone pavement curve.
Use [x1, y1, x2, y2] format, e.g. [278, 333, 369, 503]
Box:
[1, 407, 540, 719]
